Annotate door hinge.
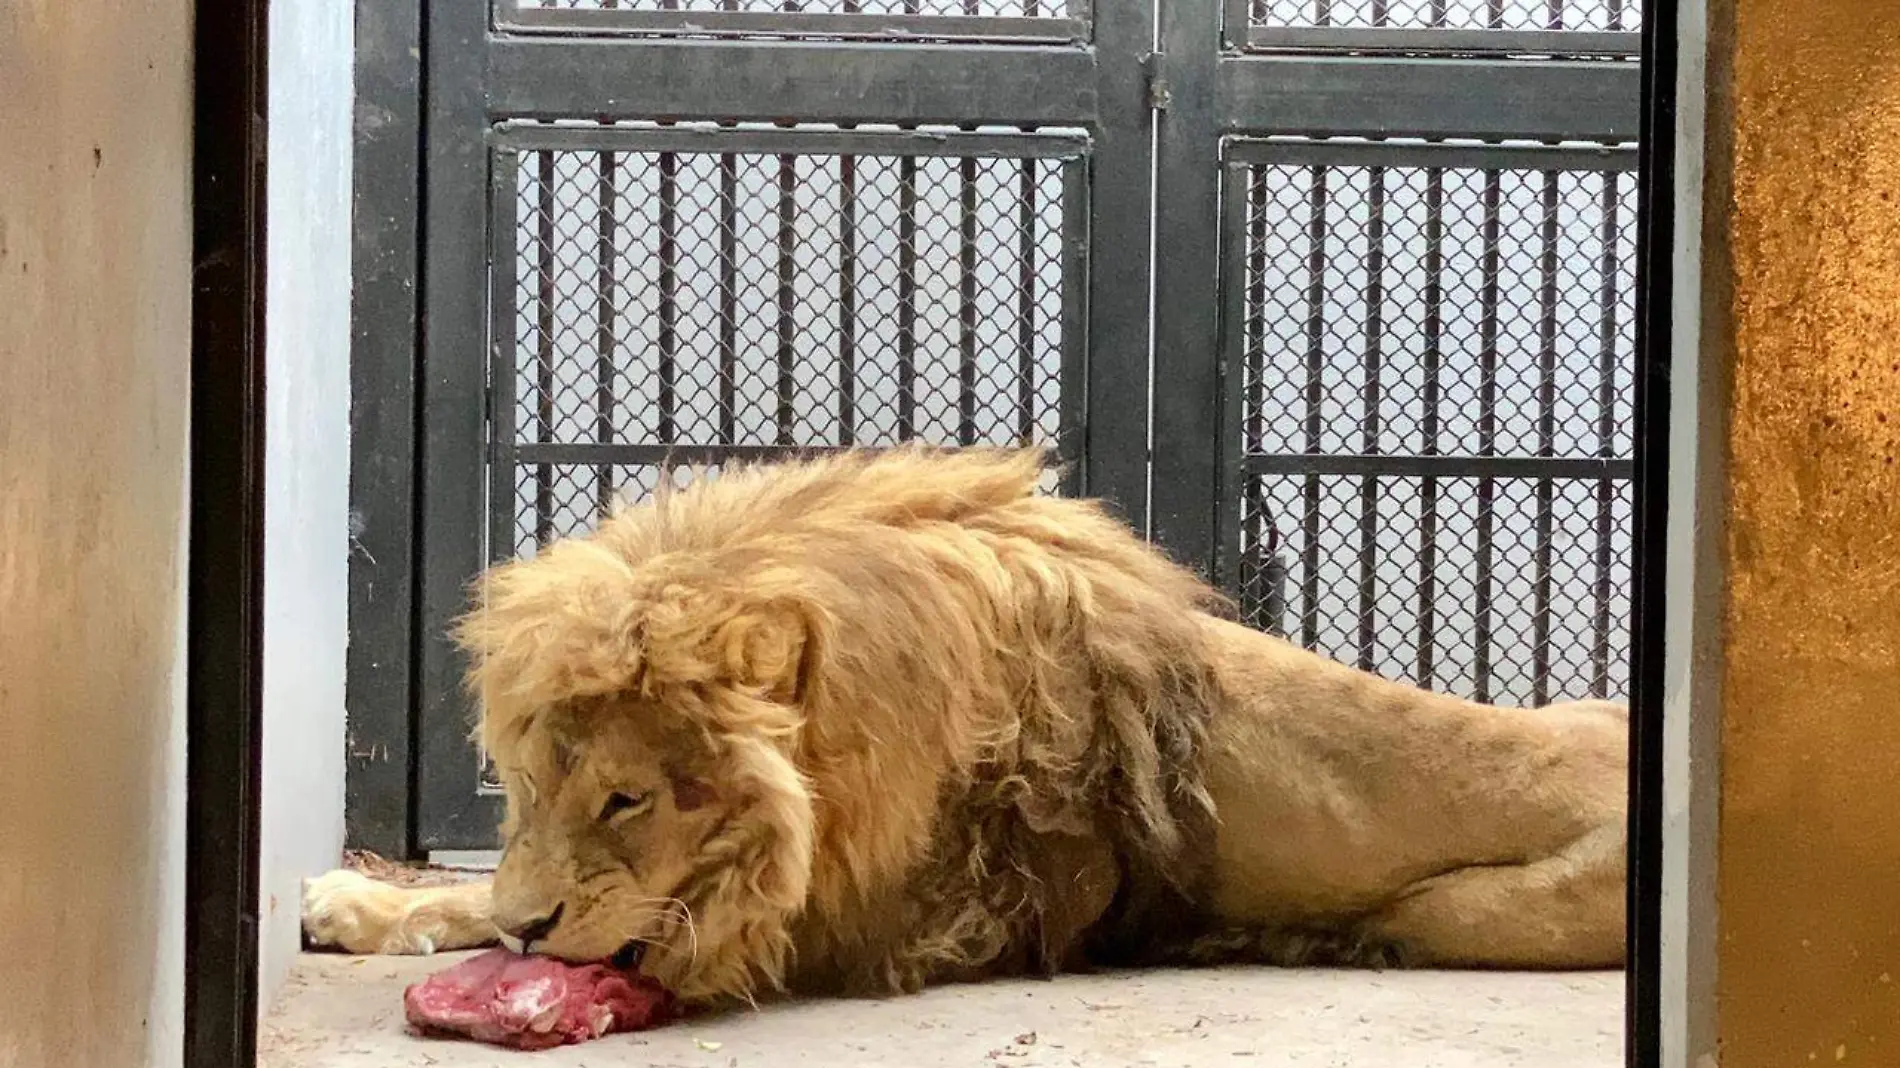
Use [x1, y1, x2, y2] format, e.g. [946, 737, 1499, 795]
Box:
[1143, 51, 1172, 112]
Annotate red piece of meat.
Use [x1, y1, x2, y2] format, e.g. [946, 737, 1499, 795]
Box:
[403, 948, 680, 1051]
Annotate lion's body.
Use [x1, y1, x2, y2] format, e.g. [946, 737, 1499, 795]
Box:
[1195, 617, 1627, 968]
[304, 448, 1627, 1002]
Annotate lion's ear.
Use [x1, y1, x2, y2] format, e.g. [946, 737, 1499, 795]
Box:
[718, 603, 815, 703]
[643, 590, 820, 705]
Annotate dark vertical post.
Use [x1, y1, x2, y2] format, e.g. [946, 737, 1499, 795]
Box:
[344, 0, 422, 857]
[898, 156, 918, 442]
[596, 150, 618, 514]
[1534, 168, 1560, 707]
[486, 154, 522, 567]
[1300, 165, 1328, 649]
[535, 151, 557, 548]
[186, 0, 267, 1059]
[719, 152, 738, 446]
[415, 0, 510, 847]
[1594, 170, 1623, 698]
[1082, 0, 1156, 522]
[958, 154, 979, 447]
[658, 151, 680, 452]
[959, 0, 980, 447]
[1628, 0, 1680, 1058]
[1016, 157, 1037, 447]
[839, 155, 859, 447]
[1358, 165, 1386, 673]
[776, 153, 797, 446]
[1418, 166, 1444, 686]
[1057, 156, 1091, 495]
[1150, 0, 1219, 569]
[1244, 167, 1269, 627]
[1215, 162, 1252, 591]
[1475, 167, 1501, 703]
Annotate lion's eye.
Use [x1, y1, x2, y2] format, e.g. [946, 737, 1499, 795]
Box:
[598, 791, 653, 822]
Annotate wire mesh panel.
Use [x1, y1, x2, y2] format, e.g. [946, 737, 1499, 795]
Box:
[1236, 0, 1640, 54]
[1221, 139, 1636, 707]
[489, 123, 1086, 566]
[500, 0, 1088, 43]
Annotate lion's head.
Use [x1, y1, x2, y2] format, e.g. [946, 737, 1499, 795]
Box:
[481, 687, 812, 1001]
[454, 447, 1223, 1003]
[460, 538, 823, 1002]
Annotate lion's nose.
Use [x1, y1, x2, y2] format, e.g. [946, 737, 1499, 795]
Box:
[500, 902, 565, 948]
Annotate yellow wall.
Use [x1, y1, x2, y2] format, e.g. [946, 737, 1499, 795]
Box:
[0, 1, 194, 1066]
[1719, 0, 1900, 1062]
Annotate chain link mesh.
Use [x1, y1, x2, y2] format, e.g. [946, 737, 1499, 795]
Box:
[506, 140, 1071, 558]
[1248, 0, 1636, 32]
[1242, 474, 1632, 707]
[1235, 151, 1636, 706]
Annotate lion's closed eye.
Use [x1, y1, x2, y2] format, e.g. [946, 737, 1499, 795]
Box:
[599, 791, 654, 822]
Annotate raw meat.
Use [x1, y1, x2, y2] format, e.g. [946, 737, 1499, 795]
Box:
[403, 947, 680, 1051]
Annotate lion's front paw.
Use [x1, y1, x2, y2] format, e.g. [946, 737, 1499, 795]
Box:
[301, 869, 443, 955]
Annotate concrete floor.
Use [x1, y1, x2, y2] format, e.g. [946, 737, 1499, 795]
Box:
[260, 952, 1623, 1068]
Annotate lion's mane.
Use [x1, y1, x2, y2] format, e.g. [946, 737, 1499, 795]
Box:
[455, 447, 1226, 999]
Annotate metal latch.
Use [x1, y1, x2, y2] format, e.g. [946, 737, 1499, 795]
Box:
[1143, 51, 1172, 111]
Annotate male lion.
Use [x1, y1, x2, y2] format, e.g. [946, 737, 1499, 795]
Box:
[305, 447, 1627, 1004]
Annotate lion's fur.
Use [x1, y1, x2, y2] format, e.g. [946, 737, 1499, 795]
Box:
[305, 445, 1630, 996]
[456, 447, 1234, 1001]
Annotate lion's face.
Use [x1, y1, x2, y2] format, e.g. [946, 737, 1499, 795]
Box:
[488, 699, 733, 981]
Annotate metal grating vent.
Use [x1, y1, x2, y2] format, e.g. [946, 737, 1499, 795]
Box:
[489, 124, 1086, 559]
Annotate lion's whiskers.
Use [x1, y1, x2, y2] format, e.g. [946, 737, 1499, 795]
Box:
[617, 895, 701, 968]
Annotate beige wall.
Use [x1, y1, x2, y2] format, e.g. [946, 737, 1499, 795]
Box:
[0, 2, 194, 1067]
[1716, 0, 1900, 1063]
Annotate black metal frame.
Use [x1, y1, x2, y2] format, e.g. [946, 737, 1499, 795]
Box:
[1152, 18, 1641, 580]
[186, 0, 268, 1063]
[1625, 0, 1675, 1061]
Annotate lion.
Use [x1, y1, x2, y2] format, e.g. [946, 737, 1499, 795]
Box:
[304, 446, 1627, 1005]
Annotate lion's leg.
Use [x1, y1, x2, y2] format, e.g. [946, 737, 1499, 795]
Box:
[301, 869, 498, 956]
[1359, 821, 1627, 969]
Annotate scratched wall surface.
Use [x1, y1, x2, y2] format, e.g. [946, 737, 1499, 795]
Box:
[1719, 0, 1900, 1062]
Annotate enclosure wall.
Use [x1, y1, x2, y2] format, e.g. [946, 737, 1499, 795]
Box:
[1716, 0, 1900, 1061]
[258, 0, 355, 1013]
[0, 2, 194, 1065]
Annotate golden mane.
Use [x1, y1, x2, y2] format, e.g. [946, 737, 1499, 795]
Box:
[453, 446, 1229, 998]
